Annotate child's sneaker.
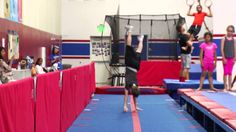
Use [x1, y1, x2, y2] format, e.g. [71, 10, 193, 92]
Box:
[125, 25, 134, 33]
[137, 35, 144, 42]
[136, 107, 143, 111]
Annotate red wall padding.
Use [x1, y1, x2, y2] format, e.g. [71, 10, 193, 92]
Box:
[60, 63, 96, 132]
[138, 61, 181, 86]
[0, 78, 35, 132]
[0, 62, 96, 132]
[35, 72, 61, 132]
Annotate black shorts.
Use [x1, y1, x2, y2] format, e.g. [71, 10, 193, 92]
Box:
[188, 25, 202, 37]
[125, 68, 138, 90]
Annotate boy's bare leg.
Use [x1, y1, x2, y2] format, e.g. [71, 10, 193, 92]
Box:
[136, 35, 144, 53]
[127, 32, 132, 46]
[133, 95, 143, 112]
[124, 25, 133, 112]
[184, 68, 190, 80]
[125, 25, 133, 46]
[124, 89, 129, 112]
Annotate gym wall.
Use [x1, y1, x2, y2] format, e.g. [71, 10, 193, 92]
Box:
[61, 0, 236, 83]
[22, 0, 61, 35]
[60, 0, 221, 61]
[0, 0, 61, 66]
[0, 18, 60, 66]
[61, 0, 119, 85]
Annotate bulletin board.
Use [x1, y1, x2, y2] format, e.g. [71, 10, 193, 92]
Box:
[8, 32, 19, 59]
[90, 36, 111, 62]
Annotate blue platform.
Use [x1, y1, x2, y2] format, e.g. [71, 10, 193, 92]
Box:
[189, 64, 217, 80]
[163, 79, 224, 90]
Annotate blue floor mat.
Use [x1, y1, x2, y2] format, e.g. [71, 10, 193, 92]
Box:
[138, 95, 206, 132]
[67, 95, 133, 132]
[202, 91, 236, 112]
[68, 94, 205, 132]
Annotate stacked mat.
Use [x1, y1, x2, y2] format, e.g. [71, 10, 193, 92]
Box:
[178, 89, 236, 131]
[163, 64, 224, 91]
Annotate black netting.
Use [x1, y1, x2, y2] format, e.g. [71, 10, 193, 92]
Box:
[105, 14, 186, 64]
[105, 14, 186, 41]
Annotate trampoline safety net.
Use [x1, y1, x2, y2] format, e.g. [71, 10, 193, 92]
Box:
[105, 14, 185, 41]
[105, 14, 186, 64]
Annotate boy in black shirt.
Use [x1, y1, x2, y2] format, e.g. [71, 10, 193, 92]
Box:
[177, 25, 193, 82]
[124, 25, 143, 112]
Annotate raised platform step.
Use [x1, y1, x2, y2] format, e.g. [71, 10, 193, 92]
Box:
[163, 79, 224, 91]
[189, 64, 217, 80]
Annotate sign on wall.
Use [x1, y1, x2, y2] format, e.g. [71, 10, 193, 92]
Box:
[10, 0, 18, 22]
[90, 36, 111, 62]
[3, 0, 22, 22]
[8, 32, 19, 59]
[4, 0, 10, 18]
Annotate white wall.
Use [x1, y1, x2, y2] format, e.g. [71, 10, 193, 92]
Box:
[0, 0, 61, 35]
[62, 58, 90, 67]
[119, 0, 213, 37]
[61, 0, 236, 40]
[61, 0, 236, 85]
[61, 0, 119, 85]
[212, 0, 236, 34]
[212, 0, 236, 86]
[61, 0, 217, 40]
[22, 0, 61, 35]
[61, 0, 119, 40]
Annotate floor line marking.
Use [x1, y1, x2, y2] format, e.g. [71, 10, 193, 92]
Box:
[130, 95, 142, 132]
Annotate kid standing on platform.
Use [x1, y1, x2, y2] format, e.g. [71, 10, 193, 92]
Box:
[177, 25, 193, 82]
[197, 32, 218, 91]
[221, 25, 236, 91]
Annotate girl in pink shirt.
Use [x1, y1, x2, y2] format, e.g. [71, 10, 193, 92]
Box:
[197, 32, 218, 91]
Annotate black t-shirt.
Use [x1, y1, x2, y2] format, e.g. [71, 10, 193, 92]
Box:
[179, 34, 191, 54]
[125, 45, 141, 70]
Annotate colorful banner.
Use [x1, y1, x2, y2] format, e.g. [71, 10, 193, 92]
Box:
[8, 33, 19, 59]
[10, 0, 18, 22]
[18, 0, 22, 22]
[4, 0, 10, 18]
[3, 0, 22, 22]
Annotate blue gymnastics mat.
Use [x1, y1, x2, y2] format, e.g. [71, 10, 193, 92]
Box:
[201, 91, 236, 112]
[163, 79, 224, 90]
[67, 94, 205, 132]
[189, 64, 217, 80]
